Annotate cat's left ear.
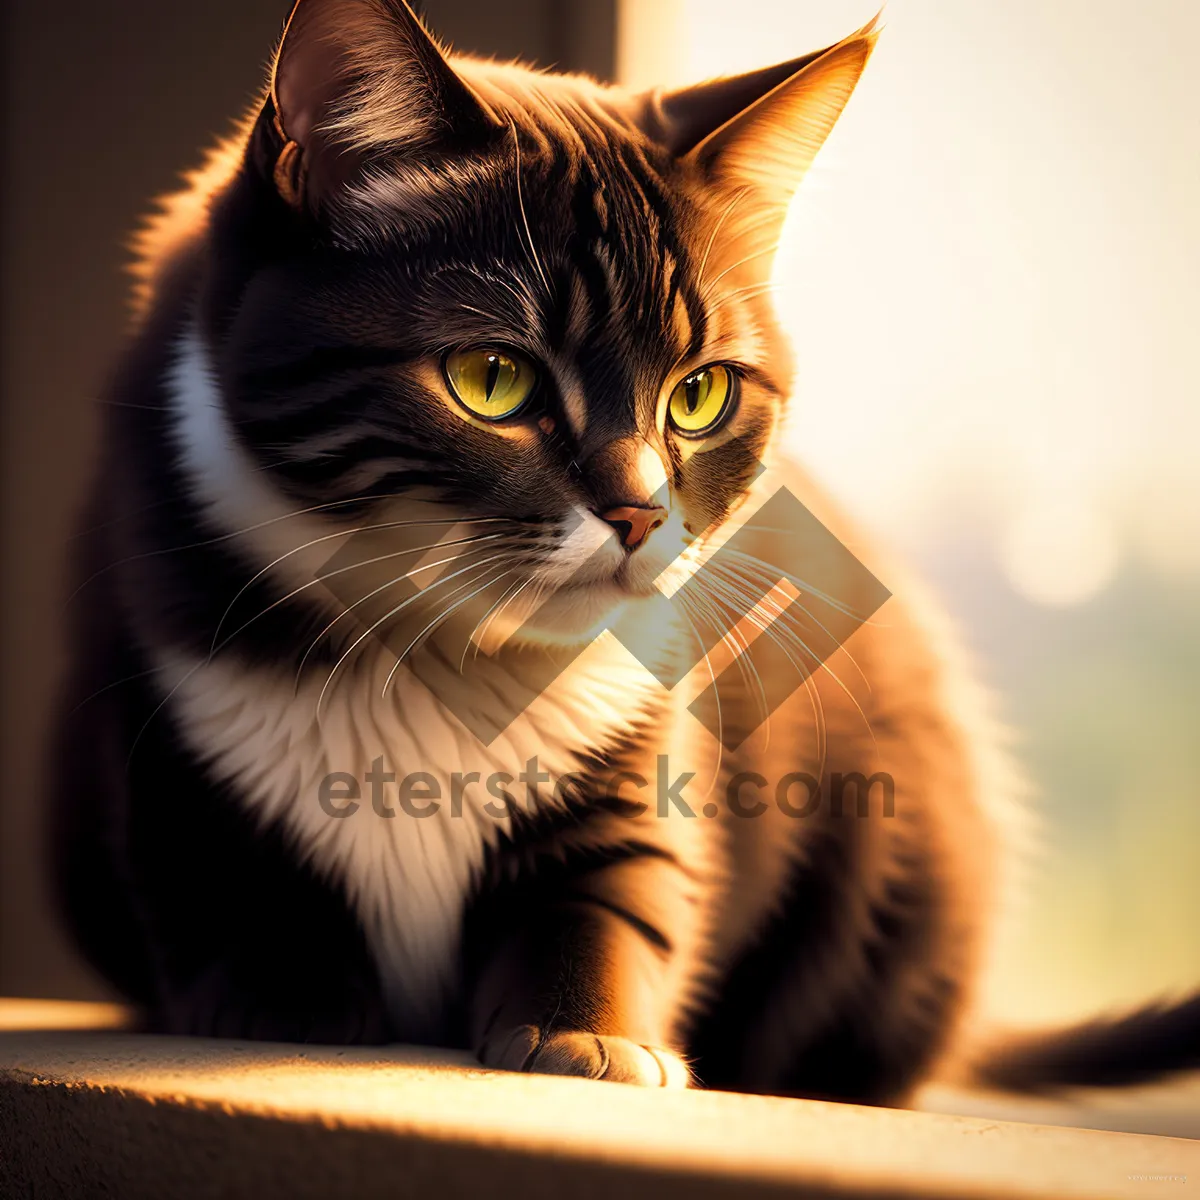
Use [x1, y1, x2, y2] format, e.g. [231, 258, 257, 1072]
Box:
[640, 16, 880, 261]
[268, 0, 501, 211]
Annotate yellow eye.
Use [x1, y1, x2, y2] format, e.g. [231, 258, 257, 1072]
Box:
[667, 365, 736, 437]
[444, 348, 537, 421]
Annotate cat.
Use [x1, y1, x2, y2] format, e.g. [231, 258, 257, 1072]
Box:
[51, 0, 1198, 1104]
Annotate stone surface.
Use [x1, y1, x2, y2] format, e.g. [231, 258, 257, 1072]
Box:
[1, 1000, 1197, 1199]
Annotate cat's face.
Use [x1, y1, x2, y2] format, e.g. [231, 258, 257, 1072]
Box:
[209, 0, 875, 644]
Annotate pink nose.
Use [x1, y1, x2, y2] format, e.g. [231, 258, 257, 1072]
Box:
[598, 505, 667, 550]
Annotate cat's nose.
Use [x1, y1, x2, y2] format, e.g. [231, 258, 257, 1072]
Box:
[597, 505, 667, 550]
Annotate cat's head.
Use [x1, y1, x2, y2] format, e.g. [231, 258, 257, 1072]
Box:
[201, 0, 876, 645]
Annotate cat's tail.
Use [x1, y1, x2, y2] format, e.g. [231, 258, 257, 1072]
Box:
[963, 991, 1200, 1094]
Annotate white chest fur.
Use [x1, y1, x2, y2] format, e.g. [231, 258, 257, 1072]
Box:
[159, 637, 649, 1036]
[160, 325, 657, 1034]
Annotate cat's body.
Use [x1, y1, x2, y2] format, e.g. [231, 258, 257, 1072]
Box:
[53, 0, 1197, 1103]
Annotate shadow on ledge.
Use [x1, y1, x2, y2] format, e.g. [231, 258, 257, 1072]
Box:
[1, 1000, 1196, 1199]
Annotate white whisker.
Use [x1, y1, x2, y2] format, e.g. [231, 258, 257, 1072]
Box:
[699, 241, 780, 304]
[695, 186, 752, 296]
[214, 532, 507, 663]
[381, 563, 517, 698]
[291, 538, 510, 685]
[208, 517, 507, 654]
[460, 573, 526, 672]
[314, 551, 512, 722]
[510, 121, 553, 302]
[66, 492, 491, 604]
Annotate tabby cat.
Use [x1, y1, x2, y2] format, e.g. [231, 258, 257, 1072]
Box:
[53, 0, 1198, 1102]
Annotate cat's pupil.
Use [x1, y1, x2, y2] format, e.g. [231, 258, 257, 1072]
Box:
[685, 371, 710, 414]
[485, 354, 502, 399]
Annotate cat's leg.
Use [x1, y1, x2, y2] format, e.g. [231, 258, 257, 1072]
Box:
[56, 648, 392, 1045]
[155, 936, 392, 1045]
[464, 847, 703, 1087]
[137, 752, 394, 1044]
[690, 805, 979, 1106]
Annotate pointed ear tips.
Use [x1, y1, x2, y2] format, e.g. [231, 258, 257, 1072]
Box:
[837, 13, 884, 61]
[814, 10, 882, 78]
[268, 0, 453, 138]
[818, 18, 883, 85]
[271, 2, 309, 69]
[268, 0, 317, 143]
[857, 6, 887, 41]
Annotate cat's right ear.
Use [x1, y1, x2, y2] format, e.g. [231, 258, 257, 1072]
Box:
[638, 16, 879, 273]
[267, 0, 500, 212]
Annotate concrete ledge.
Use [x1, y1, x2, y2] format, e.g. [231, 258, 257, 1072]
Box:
[1, 1002, 1196, 1199]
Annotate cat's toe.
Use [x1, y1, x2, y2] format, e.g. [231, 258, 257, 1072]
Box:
[483, 1023, 542, 1072]
[579, 1034, 691, 1087]
[484, 1027, 690, 1087]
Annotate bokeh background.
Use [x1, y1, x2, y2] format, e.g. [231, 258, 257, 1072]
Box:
[2, 0, 1196, 1042]
[620, 0, 1200, 1028]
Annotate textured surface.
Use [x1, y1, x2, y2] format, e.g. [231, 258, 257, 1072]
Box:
[2, 1001, 1198, 1199]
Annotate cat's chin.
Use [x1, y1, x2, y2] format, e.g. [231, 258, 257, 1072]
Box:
[500, 579, 632, 647]
[482, 572, 669, 650]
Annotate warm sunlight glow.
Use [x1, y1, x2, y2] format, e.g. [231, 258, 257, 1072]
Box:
[620, 0, 1200, 1026]
[621, 0, 1200, 588]
[999, 500, 1120, 607]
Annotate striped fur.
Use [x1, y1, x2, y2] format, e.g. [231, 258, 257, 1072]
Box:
[51, 0, 1197, 1101]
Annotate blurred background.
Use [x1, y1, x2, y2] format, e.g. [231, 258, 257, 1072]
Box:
[624, 0, 1200, 1028]
[1, 0, 1196, 1043]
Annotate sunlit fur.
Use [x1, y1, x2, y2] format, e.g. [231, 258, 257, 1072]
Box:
[52, 0, 1199, 1102]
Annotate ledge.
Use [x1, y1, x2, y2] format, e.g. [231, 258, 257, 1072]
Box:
[1, 1001, 1196, 1199]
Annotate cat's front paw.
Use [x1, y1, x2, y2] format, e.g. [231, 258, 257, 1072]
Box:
[483, 1024, 691, 1087]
